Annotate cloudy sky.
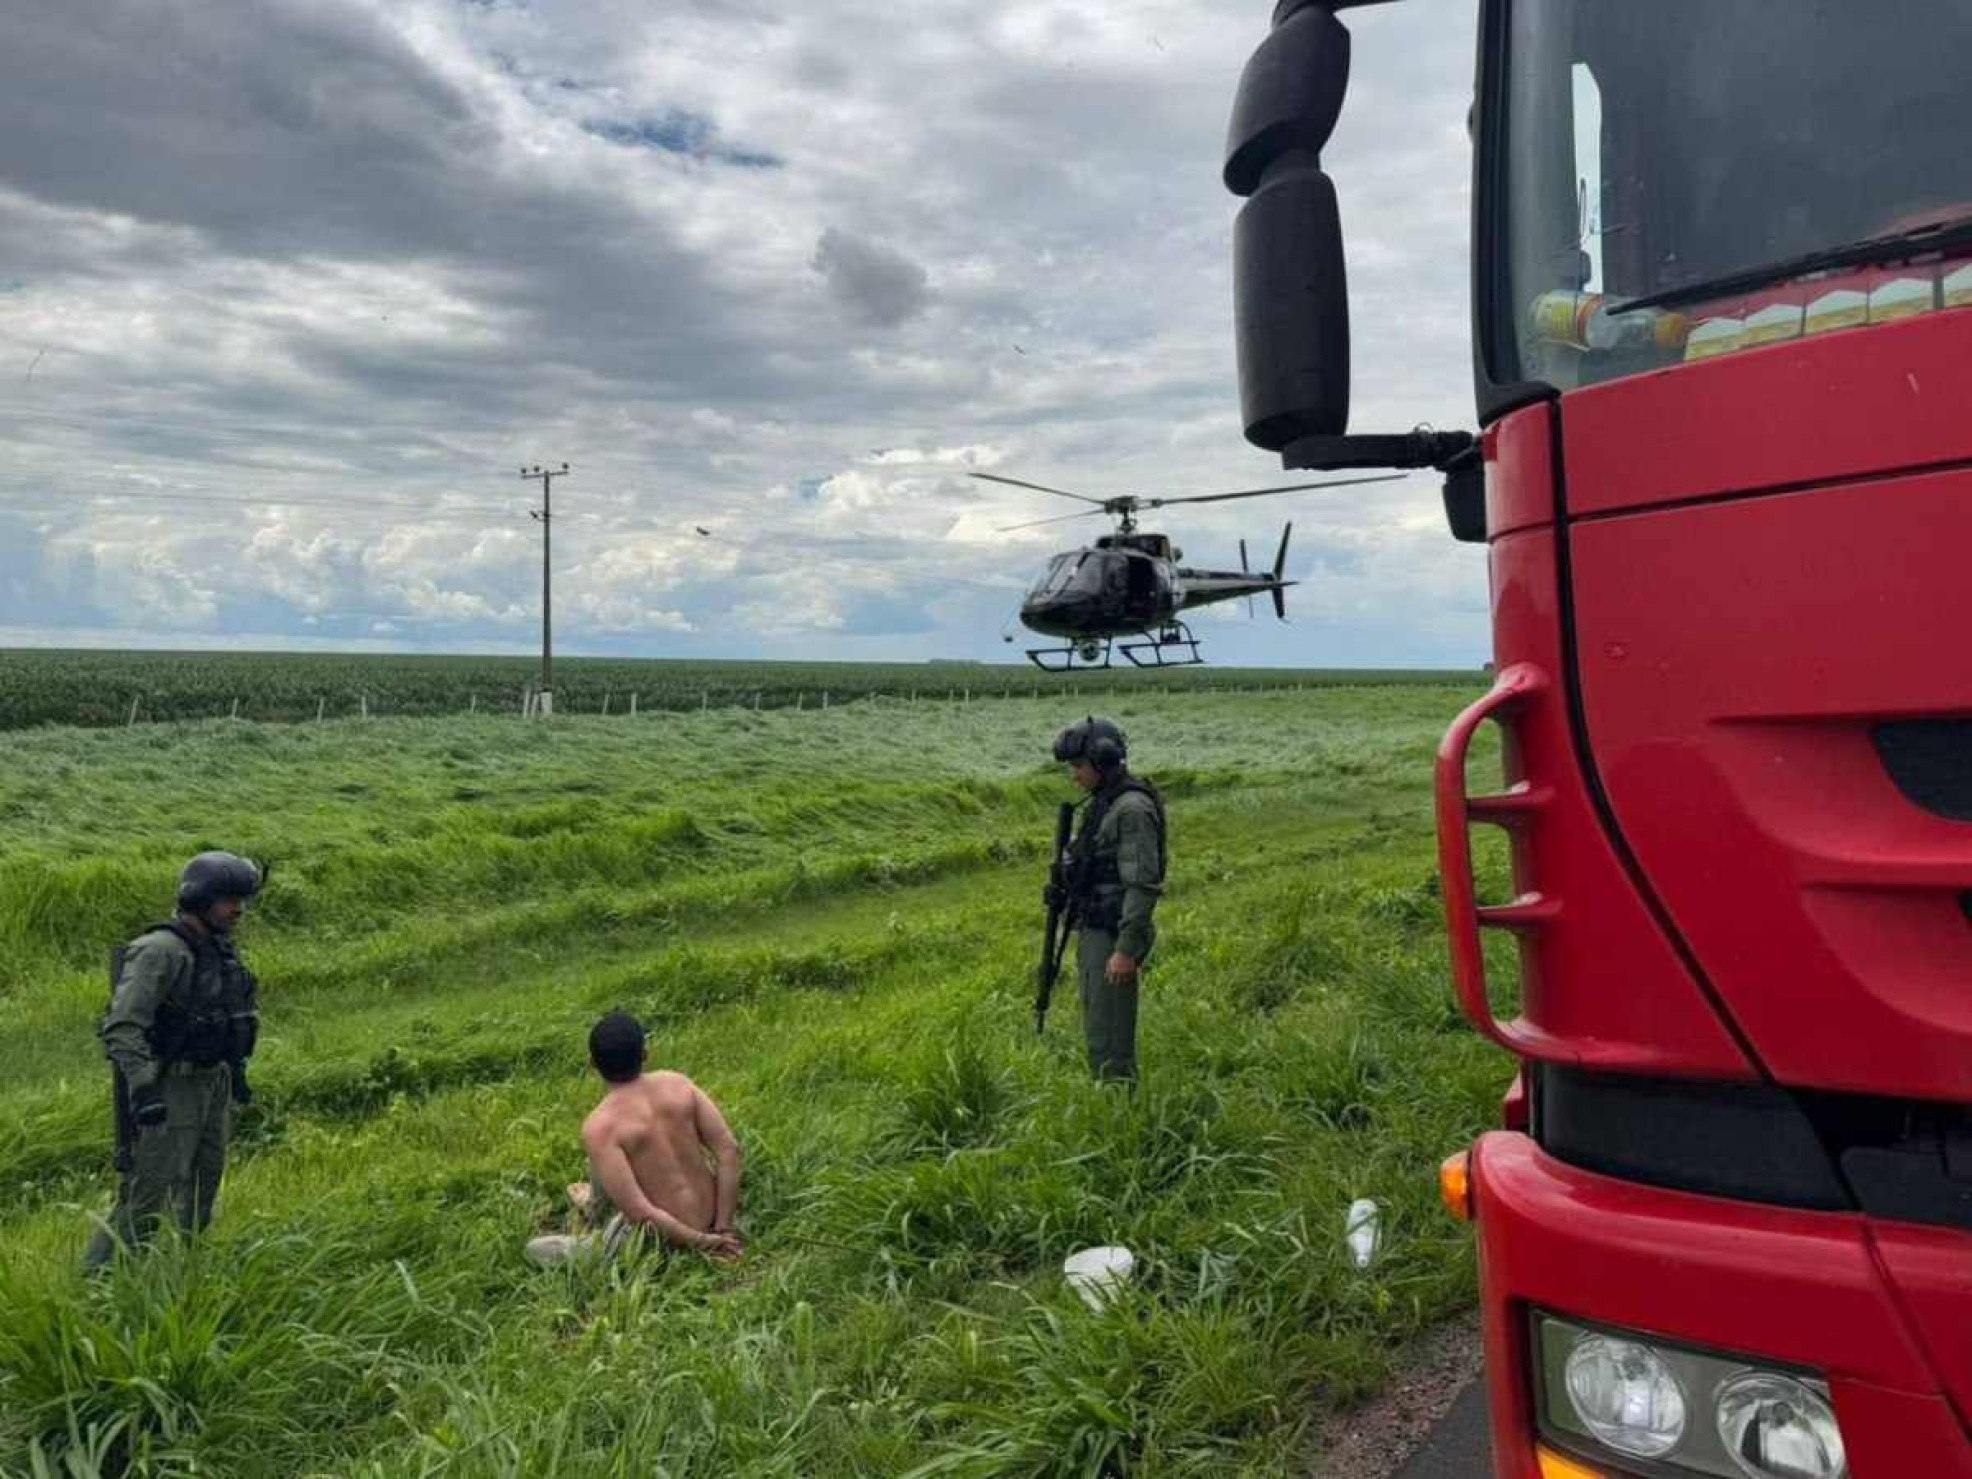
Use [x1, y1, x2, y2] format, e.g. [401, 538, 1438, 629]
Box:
[0, 0, 1484, 667]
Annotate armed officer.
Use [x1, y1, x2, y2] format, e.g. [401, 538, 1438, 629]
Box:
[83, 851, 263, 1269]
[1053, 717, 1166, 1082]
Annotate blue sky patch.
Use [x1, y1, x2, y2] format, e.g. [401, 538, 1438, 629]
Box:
[584, 111, 783, 169]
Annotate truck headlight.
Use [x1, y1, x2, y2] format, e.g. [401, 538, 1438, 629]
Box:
[1715, 1372, 1846, 1479]
[1535, 1313, 1849, 1479]
[1563, 1334, 1688, 1458]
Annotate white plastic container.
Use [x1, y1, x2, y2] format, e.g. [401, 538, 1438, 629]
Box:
[1063, 1245, 1135, 1310]
[1344, 1199, 1382, 1269]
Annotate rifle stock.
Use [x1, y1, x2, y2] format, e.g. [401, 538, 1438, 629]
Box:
[1036, 802, 1078, 1033]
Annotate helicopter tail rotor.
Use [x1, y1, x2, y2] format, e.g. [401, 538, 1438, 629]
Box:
[1270, 523, 1292, 621]
[1239, 538, 1256, 618]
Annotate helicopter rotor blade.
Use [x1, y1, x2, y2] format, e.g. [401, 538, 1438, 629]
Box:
[995, 508, 1111, 533]
[1142, 473, 1406, 509]
[969, 472, 1110, 506]
[1272, 521, 1293, 620]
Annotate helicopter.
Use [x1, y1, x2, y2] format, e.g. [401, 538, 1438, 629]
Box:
[972, 470, 1404, 671]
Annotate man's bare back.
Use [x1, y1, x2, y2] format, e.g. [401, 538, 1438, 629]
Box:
[582, 1069, 743, 1259]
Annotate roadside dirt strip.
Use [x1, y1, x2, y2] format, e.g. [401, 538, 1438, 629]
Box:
[1309, 1316, 1490, 1478]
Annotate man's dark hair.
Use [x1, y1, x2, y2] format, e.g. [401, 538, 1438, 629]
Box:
[589, 1011, 646, 1083]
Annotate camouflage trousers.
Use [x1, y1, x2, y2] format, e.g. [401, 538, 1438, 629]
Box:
[1077, 927, 1140, 1082]
[83, 1062, 232, 1269]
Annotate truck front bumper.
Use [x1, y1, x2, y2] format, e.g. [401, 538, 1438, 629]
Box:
[1470, 1131, 1972, 1476]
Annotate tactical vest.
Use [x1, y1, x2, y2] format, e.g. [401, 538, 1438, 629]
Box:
[1069, 777, 1167, 931]
[114, 921, 260, 1067]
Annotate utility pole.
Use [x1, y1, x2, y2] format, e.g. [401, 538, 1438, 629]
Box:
[522, 462, 570, 715]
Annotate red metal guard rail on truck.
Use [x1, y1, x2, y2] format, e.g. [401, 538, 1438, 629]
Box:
[1223, 3, 1972, 1475]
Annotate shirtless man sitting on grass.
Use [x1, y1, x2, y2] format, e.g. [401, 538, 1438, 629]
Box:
[526, 1011, 745, 1267]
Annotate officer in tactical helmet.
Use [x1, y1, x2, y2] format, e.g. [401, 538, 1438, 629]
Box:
[83, 851, 264, 1269]
[1053, 717, 1167, 1081]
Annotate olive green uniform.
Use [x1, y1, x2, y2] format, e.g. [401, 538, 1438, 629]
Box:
[84, 926, 256, 1268]
[1073, 781, 1165, 1081]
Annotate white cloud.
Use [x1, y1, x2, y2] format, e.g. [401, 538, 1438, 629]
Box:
[78, 538, 222, 627]
[864, 445, 1004, 468]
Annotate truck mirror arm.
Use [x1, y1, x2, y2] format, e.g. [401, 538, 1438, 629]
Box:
[1280, 428, 1475, 472]
[1280, 429, 1486, 544]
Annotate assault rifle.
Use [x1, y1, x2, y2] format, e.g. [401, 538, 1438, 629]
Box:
[1036, 801, 1079, 1034]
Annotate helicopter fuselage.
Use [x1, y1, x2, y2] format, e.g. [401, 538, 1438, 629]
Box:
[1019, 531, 1291, 643]
[1020, 537, 1183, 639]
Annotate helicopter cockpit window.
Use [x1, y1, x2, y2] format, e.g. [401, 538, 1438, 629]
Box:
[1037, 553, 1108, 599]
[1085, 556, 1121, 597]
[1030, 553, 1079, 599]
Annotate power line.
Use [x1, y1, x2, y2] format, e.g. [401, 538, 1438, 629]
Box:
[5, 485, 511, 518]
[3, 464, 511, 518]
[0, 407, 686, 483]
[1, 403, 494, 456]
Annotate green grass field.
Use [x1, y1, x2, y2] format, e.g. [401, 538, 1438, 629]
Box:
[0, 685, 1511, 1477]
[0, 650, 1481, 729]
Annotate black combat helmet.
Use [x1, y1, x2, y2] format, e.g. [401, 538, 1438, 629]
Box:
[1053, 716, 1128, 772]
[176, 851, 263, 913]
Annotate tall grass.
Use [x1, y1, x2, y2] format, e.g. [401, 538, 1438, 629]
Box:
[0, 686, 1505, 1475]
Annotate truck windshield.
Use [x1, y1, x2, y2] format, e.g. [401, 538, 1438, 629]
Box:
[1498, 0, 1972, 389]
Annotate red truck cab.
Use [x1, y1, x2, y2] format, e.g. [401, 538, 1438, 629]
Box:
[1226, 4, 1972, 1475]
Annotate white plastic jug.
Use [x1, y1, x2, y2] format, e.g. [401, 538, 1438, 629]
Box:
[1063, 1245, 1135, 1310]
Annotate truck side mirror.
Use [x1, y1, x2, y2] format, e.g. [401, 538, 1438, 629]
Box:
[1225, 4, 1354, 451]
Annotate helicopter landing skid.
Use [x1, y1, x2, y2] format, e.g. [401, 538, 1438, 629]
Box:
[1024, 622, 1206, 672]
[1024, 637, 1117, 672]
[1120, 623, 1204, 668]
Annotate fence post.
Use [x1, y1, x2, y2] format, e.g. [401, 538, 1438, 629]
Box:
[822, 691, 829, 710]
[630, 693, 638, 717]
[470, 693, 477, 714]
[796, 692, 804, 711]
[317, 696, 326, 723]
[230, 697, 240, 721]
[603, 691, 613, 717]
[360, 694, 369, 720]
[127, 696, 140, 727]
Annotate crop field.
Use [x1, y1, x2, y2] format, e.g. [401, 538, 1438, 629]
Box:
[0, 685, 1511, 1476]
[0, 650, 1481, 730]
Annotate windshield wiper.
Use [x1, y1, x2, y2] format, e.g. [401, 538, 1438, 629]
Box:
[1609, 213, 1972, 316]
